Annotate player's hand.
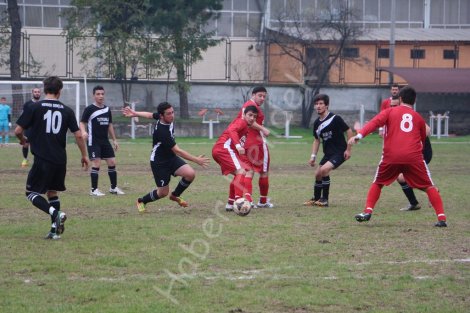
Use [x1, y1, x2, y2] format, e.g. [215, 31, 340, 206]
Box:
[348, 136, 360, 145]
[122, 107, 135, 117]
[8, 122, 11, 127]
[261, 128, 270, 137]
[196, 155, 210, 168]
[81, 156, 90, 171]
[113, 140, 119, 151]
[308, 159, 316, 167]
[82, 131, 89, 141]
[344, 150, 351, 160]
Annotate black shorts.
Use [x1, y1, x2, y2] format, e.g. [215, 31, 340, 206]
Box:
[26, 156, 66, 193]
[319, 153, 346, 169]
[88, 142, 115, 160]
[151, 156, 187, 187]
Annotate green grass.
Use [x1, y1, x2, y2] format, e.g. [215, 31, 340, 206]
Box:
[1, 131, 469, 313]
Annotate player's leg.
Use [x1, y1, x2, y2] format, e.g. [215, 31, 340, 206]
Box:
[316, 162, 335, 207]
[397, 173, 420, 211]
[304, 160, 324, 206]
[170, 160, 195, 207]
[256, 144, 271, 207]
[103, 144, 123, 195]
[89, 144, 105, 196]
[136, 163, 170, 213]
[243, 169, 254, 204]
[21, 142, 29, 167]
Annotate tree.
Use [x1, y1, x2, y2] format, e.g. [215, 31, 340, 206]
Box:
[145, 0, 223, 119]
[266, 2, 366, 128]
[64, 0, 151, 104]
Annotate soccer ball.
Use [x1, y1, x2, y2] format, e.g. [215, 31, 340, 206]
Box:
[233, 198, 251, 216]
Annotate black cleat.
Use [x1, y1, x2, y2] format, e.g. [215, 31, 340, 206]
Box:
[355, 212, 372, 222]
[400, 203, 421, 211]
[56, 211, 67, 235]
[434, 220, 447, 227]
[44, 232, 60, 240]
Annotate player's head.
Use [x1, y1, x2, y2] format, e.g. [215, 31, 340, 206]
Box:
[157, 102, 174, 123]
[390, 95, 400, 107]
[251, 86, 267, 106]
[31, 88, 41, 101]
[93, 85, 105, 105]
[391, 84, 400, 96]
[43, 76, 63, 96]
[399, 86, 416, 106]
[313, 94, 329, 115]
[243, 105, 258, 126]
[0, 96, 6, 103]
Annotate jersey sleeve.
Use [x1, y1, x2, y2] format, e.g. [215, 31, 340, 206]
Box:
[336, 115, 350, 132]
[160, 128, 176, 149]
[152, 112, 159, 120]
[16, 105, 34, 129]
[109, 107, 113, 123]
[359, 108, 390, 137]
[80, 106, 91, 123]
[312, 120, 319, 139]
[227, 119, 246, 145]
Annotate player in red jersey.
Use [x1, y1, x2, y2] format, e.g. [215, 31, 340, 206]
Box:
[234, 86, 271, 209]
[378, 84, 400, 137]
[212, 105, 258, 211]
[349, 86, 447, 227]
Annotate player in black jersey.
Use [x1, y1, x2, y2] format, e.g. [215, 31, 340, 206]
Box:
[303, 94, 353, 207]
[80, 86, 124, 196]
[123, 102, 210, 213]
[15, 76, 89, 240]
[20, 87, 41, 168]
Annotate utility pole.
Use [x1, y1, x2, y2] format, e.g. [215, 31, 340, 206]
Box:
[389, 0, 396, 84]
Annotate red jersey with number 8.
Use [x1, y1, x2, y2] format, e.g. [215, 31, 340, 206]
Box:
[359, 106, 426, 164]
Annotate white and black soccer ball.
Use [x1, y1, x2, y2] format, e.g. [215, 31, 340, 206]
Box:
[233, 198, 251, 216]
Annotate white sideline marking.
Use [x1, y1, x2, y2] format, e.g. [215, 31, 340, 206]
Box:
[353, 258, 470, 266]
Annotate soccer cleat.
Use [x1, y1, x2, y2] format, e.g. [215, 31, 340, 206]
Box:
[257, 201, 273, 208]
[56, 212, 67, 235]
[355, 212, 372, 222]
[169, 194, 189, 207]
[136, 200, 146, 213]
[303, 199, 318, 206]
[250, 202, 258, 209]
[225, 203, 234, 211]
[434, 220, 447, 227]
[90, 188, 105, 196]
[314, 198, 329, 207]
[400, 203, 421, 211]
[44, 232, 61, 240]
[21, 159, 29, 168]
[109, 187, 125, 195]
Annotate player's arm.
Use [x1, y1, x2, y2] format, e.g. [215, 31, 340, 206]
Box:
[250, 121, 270, 137]
[308, 138, 320, 167]
[227, 122, 246, 155]
[73, 129, 89, 171]
[349, 110, 388, 145]
[8, 113, 11, 126]
[425, 123, 431, 137]
[108, 123, 119, 151]
[171, 144, 210, 168]
[344, 128, 354, 160]
[79, 121, 88, 142]
[14, 125, 27, 145]
[122, 107, 153, 119]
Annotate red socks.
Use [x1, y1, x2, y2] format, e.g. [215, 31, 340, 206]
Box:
[427, 187, 446, 221]
[233, 174, 245, 200]
[243, 176, 253, 202]
[259, 176, 269, 204]
[364, 183, 382, 214]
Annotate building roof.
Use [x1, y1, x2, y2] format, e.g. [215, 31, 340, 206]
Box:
[378, 67, 470, 93]
[359, 28, 470, 42]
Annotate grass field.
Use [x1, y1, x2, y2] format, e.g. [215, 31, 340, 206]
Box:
[1, 129, 469, 313]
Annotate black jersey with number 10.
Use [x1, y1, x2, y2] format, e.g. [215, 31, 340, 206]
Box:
[16, 99, 79, 165]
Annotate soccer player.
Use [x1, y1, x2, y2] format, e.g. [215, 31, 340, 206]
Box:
[213, 105, 258, 211]
[349, 86, 447, 227]
[14, 76, 89, 239]
[122, 102, 210, 213]
[21, 87, 42, 167]
[0, 96, 11, 144]
[80, 86, 124, 196]
[303, 94, 353, 207]
[234, 86, 271, 209]
[378, 84, 400, 137]
[389, 96, 434, 211]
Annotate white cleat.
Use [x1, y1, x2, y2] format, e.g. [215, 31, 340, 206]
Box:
[109, 187, 125, 195]
[257, 201, 274, 208]
[90, 188, 106, 196]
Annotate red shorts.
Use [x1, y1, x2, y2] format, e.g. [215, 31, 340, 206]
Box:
[212, 145, 250, 175]
[373, 160, 434, 189]
[240, 143, 270, 173]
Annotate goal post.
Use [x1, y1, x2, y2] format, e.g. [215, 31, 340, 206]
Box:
[0, 80, 81, 123]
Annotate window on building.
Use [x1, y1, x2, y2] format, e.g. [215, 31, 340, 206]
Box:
[378, 48, 389, 58]
[443, 50, 458, 60]
[342, 47, 359, 58]
[410, 49, 425, 59]
[305, 47, 330, 84]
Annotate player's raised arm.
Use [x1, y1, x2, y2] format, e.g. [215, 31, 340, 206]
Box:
[171, 144, 210, 168]
[122, 107, 153, 119]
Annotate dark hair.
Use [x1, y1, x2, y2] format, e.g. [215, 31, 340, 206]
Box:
[391, 84, 400, 89]
[313, 93, 329, 106]
[244, 105, 259, 115]
[399, 86, 416, 105]
[93, 85, 105, 94]
[157, 101, 173, 116]
[43, 76, 63, 95]
[251, 86, 267, 94]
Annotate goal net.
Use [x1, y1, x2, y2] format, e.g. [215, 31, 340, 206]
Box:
[0, 80, 81, 123]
